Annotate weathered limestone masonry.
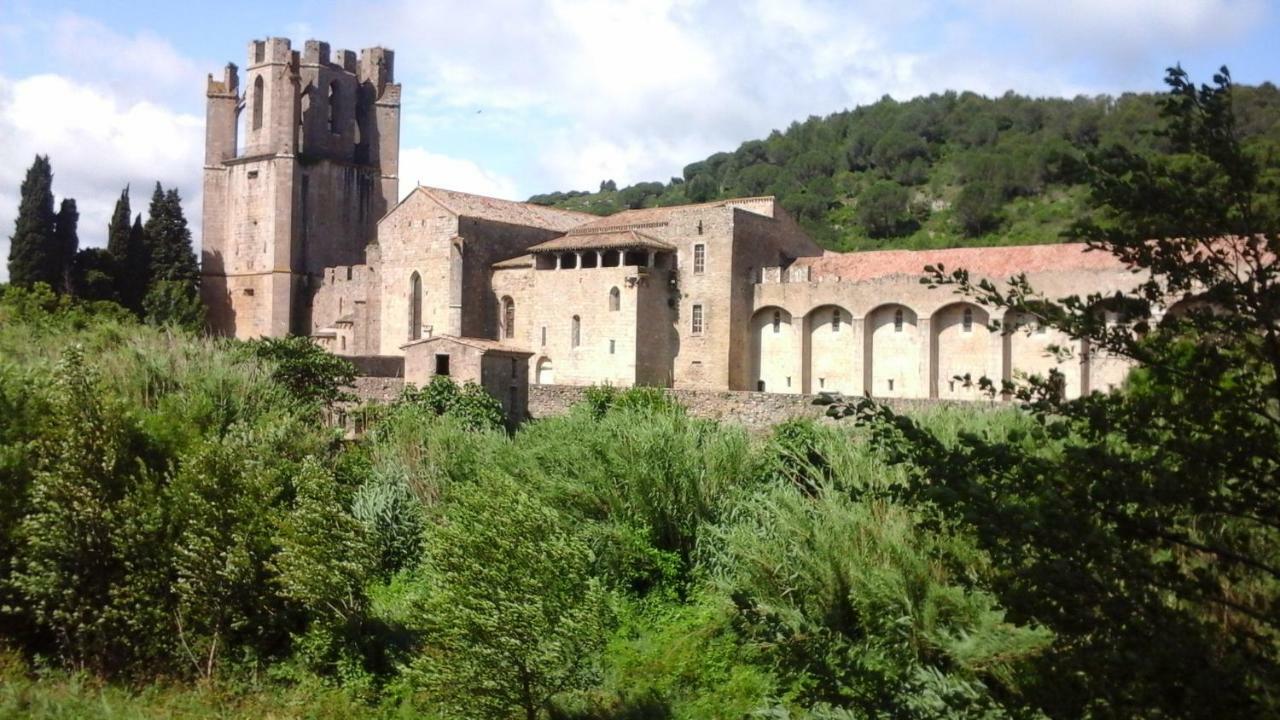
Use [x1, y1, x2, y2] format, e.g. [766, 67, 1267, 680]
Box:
[203, 36, 1149, 418]
[343, 379, 997, 432]
[202, 37, 400, 339]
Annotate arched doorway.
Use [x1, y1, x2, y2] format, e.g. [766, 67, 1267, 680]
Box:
[535, 357, 554, 385]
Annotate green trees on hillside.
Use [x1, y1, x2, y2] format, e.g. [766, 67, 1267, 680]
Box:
[531, 82, 1280, 252]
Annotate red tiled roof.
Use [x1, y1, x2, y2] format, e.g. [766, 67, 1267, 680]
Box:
[527, 230, 675, 253]
[569, 196, 776, 233]
[794, 243, 1130, 282]
[413, 186, 594, 231]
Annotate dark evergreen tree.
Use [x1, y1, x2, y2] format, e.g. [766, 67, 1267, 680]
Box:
[72, 248, 119, 303]
[103, 186, 132, 304]
[53, 199, 79, 295]
[141, 183, 202, 329]
[6, 156, 58, 288]
[143, 183, 198, 283]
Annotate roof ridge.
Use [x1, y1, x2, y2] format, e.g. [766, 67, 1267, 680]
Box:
[416, 185, 598, 219]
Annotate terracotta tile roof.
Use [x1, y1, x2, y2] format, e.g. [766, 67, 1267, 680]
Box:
[413, 186, 595, 231]
[400, 334, 534, 355]
[568, 196, 776, 233]
[492, 254, 534, 269]
[794, 243, 1130, 282]
[526, 230, 676, 253]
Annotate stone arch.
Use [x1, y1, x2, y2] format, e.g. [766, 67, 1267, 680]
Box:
[408, 271, 422, 341]
[1003, 309, 1083, 399]
[803, 304, 857, 394]
[749, 306, 800, 393]
[930, 302, 995, 400]
[1080, 297, 1143, 395]
[535, 357, 554, 385]
[501, 295, 515, 340]
[864, 303, 921, 398]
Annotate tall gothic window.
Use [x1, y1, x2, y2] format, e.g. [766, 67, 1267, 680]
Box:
[571, 315, 581, 348]
[502, 296, 515, 339]
[894, 308, 904, 332]
[328, 81, 340, 134]
[962, 307, 973, 332]
[772, 310, 781, 333]
[252, 76, 264, 131]
[831, 308, 841, 332]
[409, 272, 422, 340]
[609, 286, 620, 311]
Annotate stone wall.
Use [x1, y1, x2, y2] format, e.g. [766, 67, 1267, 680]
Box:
[525, 383, 1002, 430]
[346, 376, 1001, 431]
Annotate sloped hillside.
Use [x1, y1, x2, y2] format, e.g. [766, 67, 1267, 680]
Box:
[530, 83, 1280, 251]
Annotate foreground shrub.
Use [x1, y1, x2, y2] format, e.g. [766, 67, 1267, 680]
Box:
[410, 475, 610, 720]
[706, 486, 1050, 716]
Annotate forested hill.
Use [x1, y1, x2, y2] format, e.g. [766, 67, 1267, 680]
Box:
[529, 83, 1280, 251]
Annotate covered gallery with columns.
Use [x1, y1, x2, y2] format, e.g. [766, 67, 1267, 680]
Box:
[747, 244, 1143, 401]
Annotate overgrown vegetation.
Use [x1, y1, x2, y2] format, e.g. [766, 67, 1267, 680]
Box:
[530, 80, 1280, 253]
[0, 66, 1276, 719]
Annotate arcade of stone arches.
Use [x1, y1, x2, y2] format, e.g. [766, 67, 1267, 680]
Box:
[748, 301, 1132, 400]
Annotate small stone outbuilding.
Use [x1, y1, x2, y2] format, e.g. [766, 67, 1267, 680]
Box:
[401, 335, 533, 423]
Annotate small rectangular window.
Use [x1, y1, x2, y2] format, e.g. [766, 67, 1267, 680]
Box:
[541, 326, 547, 346]
[609, 339, 615, 354]
[691, 304, 704, 335]
[435, 354, 450, 376]
[693, 243, 706, 274]
[247, 170, 259, 179]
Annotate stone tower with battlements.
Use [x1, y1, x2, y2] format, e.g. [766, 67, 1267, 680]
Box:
[201, 37, 401, 338]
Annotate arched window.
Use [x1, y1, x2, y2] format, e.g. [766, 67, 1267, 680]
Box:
[571, 315, 581, 348]
[831, 308, 841, 332]
[328, 81, 340, 134]
[894, 308, 904, 332]
[502, 296, 515, 339]
[609, 286, 620, 311]
[962, 307, 973, 332]
[409, 272, 422, 340]
[772, 310, 781, 333]
[252, 76, 264, 131]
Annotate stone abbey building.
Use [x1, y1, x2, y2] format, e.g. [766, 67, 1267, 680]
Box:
[203, 38, 1139, 404]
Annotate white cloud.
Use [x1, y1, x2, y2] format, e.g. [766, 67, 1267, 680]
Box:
[330, 0, 1268, 195]
[0, 74, 203, 282]
[398, 147, 521, 200]
[980, 0, 1268, 61]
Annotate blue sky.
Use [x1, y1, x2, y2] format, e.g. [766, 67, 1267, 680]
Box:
[1, 0, 1277, 278]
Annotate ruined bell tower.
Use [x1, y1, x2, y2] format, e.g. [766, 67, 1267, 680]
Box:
[201, 37, 401, 338]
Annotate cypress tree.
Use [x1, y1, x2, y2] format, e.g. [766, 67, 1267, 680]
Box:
[53, 198, 79, 294]
[105, 187, 149, 312]
[6, 156, 58, 288]
[142, 183, 202, 329]
[105, 186, 131, 291]
[122, 214, 151, 312]
[144, 183, 198, 283]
